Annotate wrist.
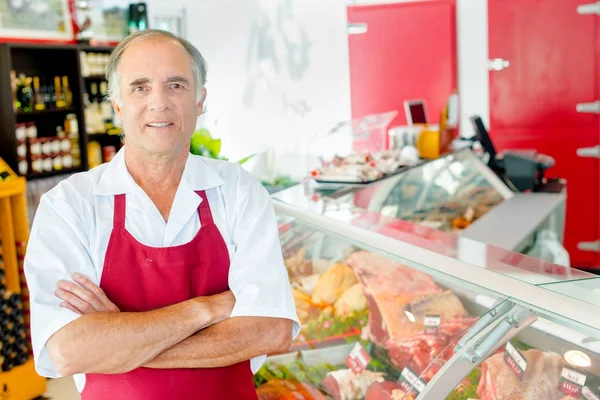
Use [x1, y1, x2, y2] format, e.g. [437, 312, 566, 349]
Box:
[189, 297, 216, 330]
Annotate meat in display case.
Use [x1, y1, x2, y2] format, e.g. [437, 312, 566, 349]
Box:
[262, 199, 600, 399]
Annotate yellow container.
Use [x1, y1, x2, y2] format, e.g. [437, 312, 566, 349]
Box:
[0, 359, 47, 400]
[416, 126, 441, 159]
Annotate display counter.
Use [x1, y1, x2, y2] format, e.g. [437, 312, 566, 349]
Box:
[260, 193, 600, 400]
[276, 149, 566, 257]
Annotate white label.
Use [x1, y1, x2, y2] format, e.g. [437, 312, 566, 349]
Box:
[400, 368, 426, 393]
[506, 342, 527, 372]
[583, 387, 600, 400]
[562, 368, 587, 386]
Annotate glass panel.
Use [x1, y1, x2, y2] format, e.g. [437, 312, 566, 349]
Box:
[272, 155, 594, 285]
[442, 313, 600, 400]
[539, 278, 600, 308]
[256, 215, 508, 399]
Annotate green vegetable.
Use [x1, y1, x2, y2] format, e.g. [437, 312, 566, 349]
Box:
[299, 309, 368, 341]
[190, 128, 253, 164]
[446, 367, 481, 400]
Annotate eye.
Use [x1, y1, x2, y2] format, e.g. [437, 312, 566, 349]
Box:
[134, 86, 146, 92]
[170, 83, 183, 89]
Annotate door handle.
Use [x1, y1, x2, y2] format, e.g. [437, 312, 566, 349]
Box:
[488, 58, 510, 71]
[576, 101, 600, 114]
[578, 240, 600, 252]
[348, 22, 368, 35]
[577, 2, 600, 15]
[577, 145, 600, 158]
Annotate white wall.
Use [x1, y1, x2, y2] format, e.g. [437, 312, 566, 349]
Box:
[456, 0, 489, 138]
[146, 0, 353, 180]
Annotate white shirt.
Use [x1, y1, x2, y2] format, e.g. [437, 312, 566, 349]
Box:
[24, 147, 300, 392]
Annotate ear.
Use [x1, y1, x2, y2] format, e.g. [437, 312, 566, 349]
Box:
[112, 100, 123, 122]
[197, 87, 207, 116]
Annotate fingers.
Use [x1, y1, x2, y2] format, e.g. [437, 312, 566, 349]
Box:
[72, 273, 120, 312]
[57, 279, 106, 313]
[55, 287, 95, 315]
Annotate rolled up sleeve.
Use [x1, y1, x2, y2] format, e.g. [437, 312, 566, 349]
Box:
[24, 193, 96, 378]
[227, 182, 300, 371]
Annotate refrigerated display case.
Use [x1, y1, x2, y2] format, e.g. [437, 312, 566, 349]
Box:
[262, 194, 600, 400]
[279, 149, 566, 256]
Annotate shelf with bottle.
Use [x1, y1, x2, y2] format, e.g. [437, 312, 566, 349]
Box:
[84, 80, 120, 135]
[80, 51, 111, 78]
[87, 140, 122, 170]
[14, 114, 83, 178]
[11, 72, 74, 115]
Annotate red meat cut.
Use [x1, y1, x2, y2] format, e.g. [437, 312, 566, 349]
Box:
[385, 317, 477, 376]
[345, 251, 469, 346]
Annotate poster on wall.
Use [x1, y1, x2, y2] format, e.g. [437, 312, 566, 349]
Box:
[0, 0, 74, 41]
[74, 0, 128, 44]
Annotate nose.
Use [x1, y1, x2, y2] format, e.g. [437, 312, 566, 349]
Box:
[148, 85, 171, 112]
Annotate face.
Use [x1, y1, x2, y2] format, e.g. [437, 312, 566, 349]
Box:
[112, 37, 206, 157]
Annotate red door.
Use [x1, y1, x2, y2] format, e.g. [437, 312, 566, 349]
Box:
[488, 0, 600, 268]
[347, 0, 457, 128]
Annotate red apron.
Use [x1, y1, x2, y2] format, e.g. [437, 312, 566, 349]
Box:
[81, 191, 258, 400]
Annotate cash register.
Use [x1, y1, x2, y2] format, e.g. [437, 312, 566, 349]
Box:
[469, 116, 559, 192]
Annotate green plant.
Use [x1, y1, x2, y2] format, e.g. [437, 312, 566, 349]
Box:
[190, 128, 254, 164]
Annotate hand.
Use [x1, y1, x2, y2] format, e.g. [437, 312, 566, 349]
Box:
[207, 291, 236, 324]
[55, 273, 120, 315]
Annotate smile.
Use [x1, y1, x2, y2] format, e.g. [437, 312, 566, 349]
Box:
[147, 122, 174, 127]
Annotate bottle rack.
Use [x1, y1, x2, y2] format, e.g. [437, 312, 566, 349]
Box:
[0, 158, 46, 399]
[0, 43, 119, 181]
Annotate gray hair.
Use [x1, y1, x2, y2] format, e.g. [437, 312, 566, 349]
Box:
[106, 29, 208, 105]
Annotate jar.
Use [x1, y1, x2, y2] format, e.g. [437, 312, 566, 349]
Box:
[16, 140, 27, 158]
[62, 152, 73, 169]
[15, 124, 26, 141]
[41, 138, 53, 156]
[26, 122, 37, 139]
[51, 137, 61, 155]
[61, 137, 71, 153]
[17, 157, 28, 176]
[53, 155, 63, 171]
[31, 155, 42, 173]
[29, 138, 41, 156]
[42, 155, 53, 172]
[103, 146, 116, 163]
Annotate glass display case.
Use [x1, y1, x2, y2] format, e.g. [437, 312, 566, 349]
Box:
[275, 149, 566, 257]
[260, 194, 600, 400]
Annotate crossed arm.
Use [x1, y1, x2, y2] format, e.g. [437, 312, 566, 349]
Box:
[47, 274, 293, 376]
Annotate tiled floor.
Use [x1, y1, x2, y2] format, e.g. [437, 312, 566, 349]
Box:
[43, 377, 80, 400]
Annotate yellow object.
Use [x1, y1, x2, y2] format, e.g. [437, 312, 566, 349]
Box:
[416, 125, 441, 159]
[312, 263, 358, 305]
[334, 283, 367, 317]
[0, 359, 46, 400]
[0, 158, 47, 398]
[88, 141, 103, 169]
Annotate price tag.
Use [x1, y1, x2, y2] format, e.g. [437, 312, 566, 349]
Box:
[398, 367, 426, 394]
[559, 367, 587, 397]
[424, 314, 441, 335]
[582, 386, 600, 400]
[345, 342, 371, 375]
[503, 341, 527, 380]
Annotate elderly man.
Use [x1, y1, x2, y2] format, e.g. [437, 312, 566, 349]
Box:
[24, 30, 299, 399]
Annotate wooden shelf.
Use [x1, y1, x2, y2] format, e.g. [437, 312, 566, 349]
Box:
[16, 108, 76, 116]
[83, 75, 107, 80]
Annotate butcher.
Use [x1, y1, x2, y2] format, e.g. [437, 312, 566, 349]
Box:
[24, 29, 299, 399]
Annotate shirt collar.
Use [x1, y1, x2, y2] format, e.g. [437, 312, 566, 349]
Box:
[94, 146, 226, 195]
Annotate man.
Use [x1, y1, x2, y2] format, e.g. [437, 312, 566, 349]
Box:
[24, 30, 300, 399]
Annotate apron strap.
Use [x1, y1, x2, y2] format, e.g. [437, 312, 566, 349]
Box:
[113, 194, 126, 229]
[196, 191, 214, 226]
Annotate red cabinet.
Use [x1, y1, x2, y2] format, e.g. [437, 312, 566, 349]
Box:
[347, 0, 457, 127]
[488, 0, 600, 268]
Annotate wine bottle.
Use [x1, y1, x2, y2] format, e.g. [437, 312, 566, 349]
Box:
[33, 77, 45, 111]
[62, 76, 73, 108]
